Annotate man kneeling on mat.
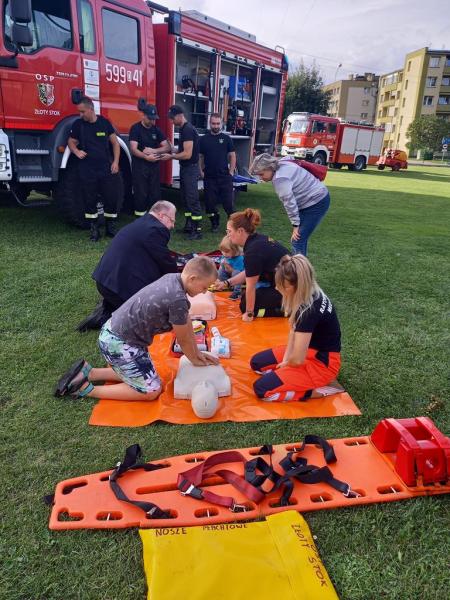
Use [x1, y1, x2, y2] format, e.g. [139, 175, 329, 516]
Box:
[55, 257, 219, 401]
[250, 255, 344, 402]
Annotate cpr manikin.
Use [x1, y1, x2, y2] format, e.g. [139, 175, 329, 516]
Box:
[174, 352, 231, 419]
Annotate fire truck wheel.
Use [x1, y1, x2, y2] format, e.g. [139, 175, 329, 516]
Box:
[312, 152, 327, 165]
[55, 160, 86, 229]
[331, 163, 342, 169]
[377, 165, 385, 170]
[353, 156, 366, 171]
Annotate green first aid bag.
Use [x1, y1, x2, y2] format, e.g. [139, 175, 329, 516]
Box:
[139, 511, 338, 600]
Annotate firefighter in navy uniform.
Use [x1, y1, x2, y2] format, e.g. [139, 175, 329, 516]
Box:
[161, 105, 202, 240]
[68, 96, 121, 241]
[199, 113, 236, 232]
[129, 104, 171, 217]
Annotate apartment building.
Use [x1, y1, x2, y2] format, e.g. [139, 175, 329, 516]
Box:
[323, 73, 379, 123]
[376, 47, 450, 152]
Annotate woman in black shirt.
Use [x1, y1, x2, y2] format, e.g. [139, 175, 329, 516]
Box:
[250, 254, 344, 401]
[215, 208, 289, 320]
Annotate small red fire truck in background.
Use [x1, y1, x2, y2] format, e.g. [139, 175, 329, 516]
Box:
[281, 112, 384, 171]
[0, 0, 287, 225]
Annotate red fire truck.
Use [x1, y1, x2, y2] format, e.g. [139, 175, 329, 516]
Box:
[0, 0, 287, 225]
[281, 112, 384, 171]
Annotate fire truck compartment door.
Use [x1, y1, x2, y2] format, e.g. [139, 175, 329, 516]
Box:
[340, 128, 358, 155]
[370, 130, 385, 156]
[355, 129, 372, 152]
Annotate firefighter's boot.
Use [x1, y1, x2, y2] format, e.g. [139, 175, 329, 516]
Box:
[188, 225, 202, 241]
[105, 218, 117, 238]
[182, 216, 193, 234]
[89, 221, 100, 242]
[209, 213, 220, 233]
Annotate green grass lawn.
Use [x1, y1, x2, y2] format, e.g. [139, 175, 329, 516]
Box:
[1, 165, 449, 600]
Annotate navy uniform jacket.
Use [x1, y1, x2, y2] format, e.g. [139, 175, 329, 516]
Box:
[92, 213, 177, 302]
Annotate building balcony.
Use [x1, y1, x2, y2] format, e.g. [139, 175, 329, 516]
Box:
[380, 82, 400, 92]
[378, 99, 396, 107]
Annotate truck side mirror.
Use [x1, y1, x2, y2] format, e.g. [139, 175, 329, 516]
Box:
[71, 88, 84, 105]
[10, 0, 32, 23]
[11, 22, 33, 47]
[168, 11, 181, 36]
[137, 97, 147, 111]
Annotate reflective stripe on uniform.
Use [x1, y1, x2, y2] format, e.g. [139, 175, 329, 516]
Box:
[184, 212, 192, 217]
[85, 213, 98, 219]
[191, 215, 202, 221]
[104, 213, 118, 218]
[256, 309, 266, 318]
[134, 211, 146, 216]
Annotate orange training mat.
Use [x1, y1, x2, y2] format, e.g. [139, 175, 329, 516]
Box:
[89, 295, 360, 427]
[49, 421, 450, 530]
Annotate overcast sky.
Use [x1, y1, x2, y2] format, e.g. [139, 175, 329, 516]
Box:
[161, 0, 449, 82]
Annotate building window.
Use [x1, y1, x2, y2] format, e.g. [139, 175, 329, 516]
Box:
[397, 133, 400, 142]
[446, 56, 450, 67]
[438, 96, 450, 105]
[407, 60, 411, 72]
[392, 124, 396, 132]
[400, 116, 403, 126]
[405, 79, 408, 90]
[423, 96, 433, 106]
[102, 8, 140, 64]
[442, 77, 450, 86]
[378, 109, 382, 118]
[361, 113, 368, 119]
[426, 77, 437, 87]
[394, 108, 398, 116]
[402, 98, 406, 107]
[429, 57, 440, 68]
[397, 91, 401, 99]
[362, 99, 369, 106]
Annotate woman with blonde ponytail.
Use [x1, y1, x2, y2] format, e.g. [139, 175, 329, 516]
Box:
[215, 208, 290, 321]
[250, 254, 344, 402]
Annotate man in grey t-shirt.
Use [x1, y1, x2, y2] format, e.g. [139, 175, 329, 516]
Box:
[55, 257, 218, 402]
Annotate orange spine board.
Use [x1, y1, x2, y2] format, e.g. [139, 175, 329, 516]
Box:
[49, 435, 450, 530]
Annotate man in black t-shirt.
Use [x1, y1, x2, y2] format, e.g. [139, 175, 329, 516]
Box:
[199, 113, 236, 232]
[129, 104, 170, 217]
[160, 105, 202, 240]
[68, 96, 121, 242]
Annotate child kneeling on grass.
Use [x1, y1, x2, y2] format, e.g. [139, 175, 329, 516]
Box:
[216, 235, 271, 301]
[250, 254, 344, 402]
[55, 257, 219, 401]
[217, 236, 244, 300]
